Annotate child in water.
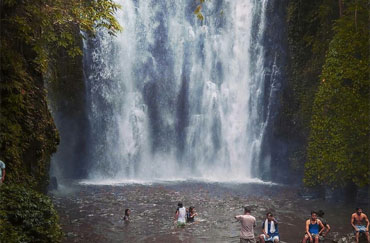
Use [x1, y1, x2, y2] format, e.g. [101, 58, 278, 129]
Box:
[186, 206, 198, 223]
[123, 208, 130, 221]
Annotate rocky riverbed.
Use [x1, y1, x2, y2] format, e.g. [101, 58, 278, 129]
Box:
[50, 181, 368, 242]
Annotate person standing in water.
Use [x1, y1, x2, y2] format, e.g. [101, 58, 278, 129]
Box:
[175, 202, 187, 227]
[123, 208, 131, 221]
[235, 206, 256, 243]
[259, 212, 280, 243]
[351, 207, 370, 243]
[302, 211, 325, 243]
[186, 206, 198, 223]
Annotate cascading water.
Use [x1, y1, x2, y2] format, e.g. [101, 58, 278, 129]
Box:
[83, 0, 272, 182]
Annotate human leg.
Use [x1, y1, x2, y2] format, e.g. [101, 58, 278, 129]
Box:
[302, 234, 310, 243]
[355, 231, 360, 243]
[313, 235, 319, 243]
[272, 235, 279, 243]
[259, 234, 266, 243]
[364, 231, 369, 242]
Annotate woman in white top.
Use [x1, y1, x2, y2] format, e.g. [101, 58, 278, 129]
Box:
[175, 202, 187, 227]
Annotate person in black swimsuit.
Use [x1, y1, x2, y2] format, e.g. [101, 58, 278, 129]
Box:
[186, 206, 198, 223]
[317, 210, 330, 238]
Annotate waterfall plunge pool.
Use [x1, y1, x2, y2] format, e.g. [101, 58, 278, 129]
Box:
[51, 180, 360, 242]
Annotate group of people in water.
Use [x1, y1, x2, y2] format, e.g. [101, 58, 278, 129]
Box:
[123, 203, 369, 243]
[174, 202, 198, 226]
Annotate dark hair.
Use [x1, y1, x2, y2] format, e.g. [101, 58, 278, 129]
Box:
[189, 206, 194, 212]
[317, 210, 324, 217]
[244, 207, 251, 213]
[266, 212, 273, 217]
[311, 211, 317, 215]
[178, 202, 183, 208]
[356, 207, 362, 211]
[125, 208, 130, 216]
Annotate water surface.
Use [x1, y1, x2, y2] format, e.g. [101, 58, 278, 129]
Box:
[51, 181, 361, 242]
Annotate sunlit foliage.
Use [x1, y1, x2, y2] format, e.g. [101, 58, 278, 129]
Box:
[1, 0, 121, 73]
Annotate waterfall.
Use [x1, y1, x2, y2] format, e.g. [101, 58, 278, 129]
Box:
[83, 0, 271, 182]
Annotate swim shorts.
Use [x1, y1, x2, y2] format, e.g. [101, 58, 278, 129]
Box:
[354, 225, 367, 234]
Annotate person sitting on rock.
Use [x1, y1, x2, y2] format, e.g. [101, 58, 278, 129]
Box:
[259, 212, 280, 243]
[351, 207, 370, 243]
[317, 210, 330, 238]
[302, 211, 325, 243]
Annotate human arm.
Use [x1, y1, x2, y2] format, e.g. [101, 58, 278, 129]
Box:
[318, 220, 325, 235]
[1, 169, 5, 182]
[351, 214, 358, 231]
[306, 220, 312, 239]
[261, 222, 269, 237]
[324, 224, 331, 236]
[365, 214, 369, 231]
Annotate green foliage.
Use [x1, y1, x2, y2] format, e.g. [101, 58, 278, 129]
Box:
[0, 0, 121, 192]
[305, 0, 369, 187]
[0, 184, 63, 242]
[194, 0, 209, 21]
[0, 37, 60, 191]
[2, 0, 121, 73]
[194, 4, 204, 21]
[277, 0, 340, 173]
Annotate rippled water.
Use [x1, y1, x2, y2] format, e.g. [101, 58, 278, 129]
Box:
[51, 181, 363, 242]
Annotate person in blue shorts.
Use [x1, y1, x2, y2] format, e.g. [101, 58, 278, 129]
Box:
[302, 211, 325, 243]
[259, 212, 280, 242]
[351, 207, 370, 243]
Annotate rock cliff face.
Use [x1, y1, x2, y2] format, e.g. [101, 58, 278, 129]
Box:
[47, 35, 90, 180]
[271, 0, 369, 197]
[269, 0, 340, 184]
[0, 38, 59, 192]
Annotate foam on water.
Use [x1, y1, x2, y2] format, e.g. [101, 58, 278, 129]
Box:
[79, 177, 277, 186]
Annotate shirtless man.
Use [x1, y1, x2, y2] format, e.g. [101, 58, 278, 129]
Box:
[351, 207, 370, 243]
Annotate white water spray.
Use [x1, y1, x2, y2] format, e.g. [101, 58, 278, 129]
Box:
[84, 0, 270, 182]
